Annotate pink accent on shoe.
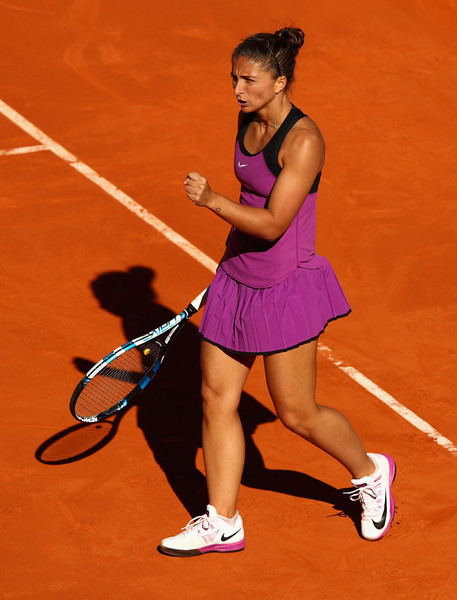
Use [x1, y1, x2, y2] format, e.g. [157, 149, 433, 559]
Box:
[382, 453, 396, 533]
[199, 539, 246, 554]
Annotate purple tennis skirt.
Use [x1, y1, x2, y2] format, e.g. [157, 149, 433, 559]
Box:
[199, 259, 351, 355]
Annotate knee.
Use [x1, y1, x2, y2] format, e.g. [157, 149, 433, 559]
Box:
[200, 381, 216, 415]
[276, 408, 302, 434]
[276, 405, 319, 438]
[200, 381, 239, 421]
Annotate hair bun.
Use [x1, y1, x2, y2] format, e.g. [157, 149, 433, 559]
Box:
[274, 27, 305, 57]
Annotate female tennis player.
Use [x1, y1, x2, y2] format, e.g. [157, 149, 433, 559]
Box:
[159, 27, 396, 556]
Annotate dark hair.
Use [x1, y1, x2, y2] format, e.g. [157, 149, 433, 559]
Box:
[232, 27, 305, 88]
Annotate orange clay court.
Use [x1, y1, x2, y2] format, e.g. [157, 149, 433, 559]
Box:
[1, 1, 457, 598]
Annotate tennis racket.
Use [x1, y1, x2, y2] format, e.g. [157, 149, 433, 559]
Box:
[70, 287, 208, 423]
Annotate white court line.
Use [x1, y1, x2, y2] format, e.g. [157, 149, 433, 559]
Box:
[1, 97, 455, 457]
[0, 99, 218, 273]
[0, 144, 47, 156]
[319, 345, 457, 456]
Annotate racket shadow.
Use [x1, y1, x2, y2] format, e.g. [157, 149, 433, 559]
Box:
[35, 414, 124, 465]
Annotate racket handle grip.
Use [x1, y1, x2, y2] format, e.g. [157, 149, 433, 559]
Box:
[188, 287, 209, 315]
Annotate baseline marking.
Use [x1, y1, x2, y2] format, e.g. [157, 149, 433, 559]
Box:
[1, 97, 455, 456]
[0, 144, 47, 156]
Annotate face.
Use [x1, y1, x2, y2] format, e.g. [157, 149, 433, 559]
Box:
[231, 55, 285, 113]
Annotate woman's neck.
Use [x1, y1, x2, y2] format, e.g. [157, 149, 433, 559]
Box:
[255, 98, 293, 130]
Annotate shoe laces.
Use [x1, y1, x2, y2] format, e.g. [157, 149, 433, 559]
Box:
[345, 475, 382, 517]
[181, 514, 213, 535]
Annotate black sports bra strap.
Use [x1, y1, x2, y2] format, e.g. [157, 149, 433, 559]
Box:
[263, 106, 306, 177]
[236, 111, 257, 141]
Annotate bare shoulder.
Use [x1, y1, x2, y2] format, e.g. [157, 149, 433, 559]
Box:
[283, 114, 325, 157]
[277, 114, 325, 172]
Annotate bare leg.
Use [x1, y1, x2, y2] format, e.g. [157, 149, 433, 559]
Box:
[200, 340, 255, 518]
[264, 340, 374, 479]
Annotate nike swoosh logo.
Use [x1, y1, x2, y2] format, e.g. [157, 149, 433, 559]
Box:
[221, 528, 242, 542]
[238, 162, 248, 168]
[372, 490, 388, 530]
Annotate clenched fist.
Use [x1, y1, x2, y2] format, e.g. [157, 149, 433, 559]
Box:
[184, 172, 214, 206]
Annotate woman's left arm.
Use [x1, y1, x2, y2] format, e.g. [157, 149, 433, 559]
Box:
[185, 125, 325, 242]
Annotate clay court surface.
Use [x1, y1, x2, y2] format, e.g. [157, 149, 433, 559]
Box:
[1, 0, 457, 598]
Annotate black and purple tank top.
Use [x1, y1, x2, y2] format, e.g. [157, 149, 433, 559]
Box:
[221, 106, 323, 288]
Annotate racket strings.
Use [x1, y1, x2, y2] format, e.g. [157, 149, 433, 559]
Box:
[74, 340, 163, 418]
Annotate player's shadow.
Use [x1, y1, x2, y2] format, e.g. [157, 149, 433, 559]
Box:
[72, 266, 360, 528]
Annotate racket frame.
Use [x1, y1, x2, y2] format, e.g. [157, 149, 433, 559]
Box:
[69, 288, 207, 423]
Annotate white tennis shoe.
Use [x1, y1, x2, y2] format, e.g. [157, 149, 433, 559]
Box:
[347, 452, 396, 541]
[159, 504, 246, 557]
